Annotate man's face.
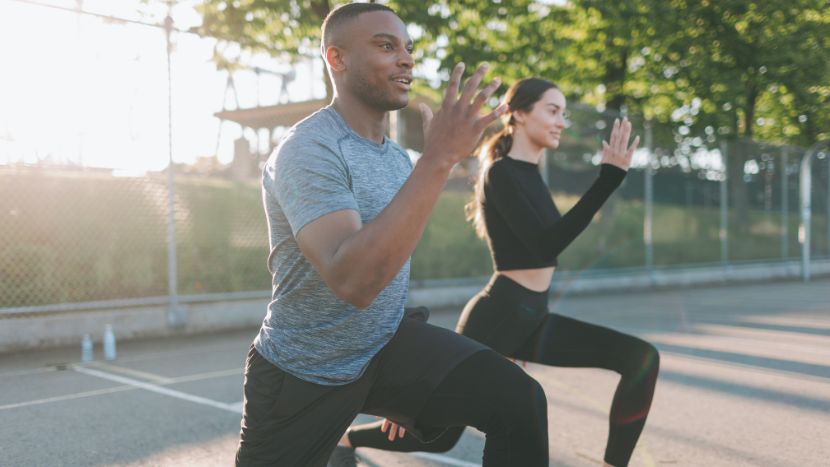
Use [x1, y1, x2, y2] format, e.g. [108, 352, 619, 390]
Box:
[336, 11, 414, 111]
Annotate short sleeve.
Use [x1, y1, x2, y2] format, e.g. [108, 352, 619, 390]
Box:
[264, 137, 359, 236]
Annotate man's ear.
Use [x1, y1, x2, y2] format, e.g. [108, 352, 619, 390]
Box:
[325, 46, 346, 72]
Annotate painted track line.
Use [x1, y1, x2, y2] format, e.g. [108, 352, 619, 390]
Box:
[71, 367, 486, 466]
[74, 365, 239, 414]
[0, 385, 135, 411]
[88, 361, 174, 384]
[411, 452, 480, 466]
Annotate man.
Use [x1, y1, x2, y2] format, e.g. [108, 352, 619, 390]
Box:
[236, 3, 549, 466]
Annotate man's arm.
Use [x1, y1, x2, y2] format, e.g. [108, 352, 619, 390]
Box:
[297, 63, 505, 308]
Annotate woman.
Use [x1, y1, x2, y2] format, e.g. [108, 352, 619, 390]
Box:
[335, 78, 659, 467]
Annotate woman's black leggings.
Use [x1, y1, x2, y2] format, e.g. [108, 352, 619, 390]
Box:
[348, 275, 660, 467]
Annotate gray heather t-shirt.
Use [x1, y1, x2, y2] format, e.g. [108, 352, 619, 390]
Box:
[254, 106, 413, 385]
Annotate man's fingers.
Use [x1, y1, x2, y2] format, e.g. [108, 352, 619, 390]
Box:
[476, 103, 508, 130]
[459, 63, 489, 105]
[470, 78, 501, 114]
[419, 103, 434, 132]
[442, 63, 465, 109]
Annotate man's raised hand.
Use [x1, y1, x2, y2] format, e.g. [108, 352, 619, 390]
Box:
[419, 63, 507, 170]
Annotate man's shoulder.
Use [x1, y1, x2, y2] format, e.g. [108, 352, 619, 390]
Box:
[268, 108, 346, 168]
[285, 107, 344, 147]
[387, 139, 411, 158]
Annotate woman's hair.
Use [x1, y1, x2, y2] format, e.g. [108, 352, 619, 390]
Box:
[465, 77, 559, 239]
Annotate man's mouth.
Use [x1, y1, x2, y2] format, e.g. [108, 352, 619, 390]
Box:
[392, 75, 413, 90]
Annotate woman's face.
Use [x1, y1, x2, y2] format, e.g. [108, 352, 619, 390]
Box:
[515, 88, 568, 150]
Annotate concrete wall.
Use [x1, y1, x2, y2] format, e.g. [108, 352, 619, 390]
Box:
[2, 259, 828, 354]
[0, 299, 268, 354]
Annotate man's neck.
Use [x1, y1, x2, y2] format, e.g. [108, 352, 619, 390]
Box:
[331, 94, 388, 144]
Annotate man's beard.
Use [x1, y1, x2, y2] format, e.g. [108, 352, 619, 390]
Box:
[350, 70, 407, 111]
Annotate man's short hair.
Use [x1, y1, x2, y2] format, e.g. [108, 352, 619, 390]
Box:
[321, 3, 396, 53]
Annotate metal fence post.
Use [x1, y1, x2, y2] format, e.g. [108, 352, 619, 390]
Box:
[781, 148, 789, 259]
[798, 141, 830, 281]
[644, 122, 654, 279]
[800, 150, 812, 281]
[720, 141, 729, 269]
[164, 11, 183, 328]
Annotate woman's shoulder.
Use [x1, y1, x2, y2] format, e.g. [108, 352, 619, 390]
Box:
[485, 156, 531, 184]
[484, 156, 515, 178]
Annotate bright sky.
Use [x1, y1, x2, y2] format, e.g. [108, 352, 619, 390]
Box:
[0, 0, 724, 176]
[0, 0, 326, 173]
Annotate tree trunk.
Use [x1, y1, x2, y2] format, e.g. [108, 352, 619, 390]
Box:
[730, 86, 758, 233]
[597, 47, 628, 253]
[603, 45, 628, 113]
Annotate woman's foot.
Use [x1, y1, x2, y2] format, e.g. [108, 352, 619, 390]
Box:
[327, 431, 357, 467]
[327, 445, 357, 467]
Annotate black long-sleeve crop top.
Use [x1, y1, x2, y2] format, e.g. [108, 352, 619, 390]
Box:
[479, 156, 626, 270]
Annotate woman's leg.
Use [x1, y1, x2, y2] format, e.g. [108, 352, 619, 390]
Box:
[512, 313, 660, 467]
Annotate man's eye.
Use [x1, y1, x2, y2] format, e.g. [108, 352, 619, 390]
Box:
[381, 43, 393, 50]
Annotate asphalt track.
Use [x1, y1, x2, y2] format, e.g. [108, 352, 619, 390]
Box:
[1, 278, 828, 466]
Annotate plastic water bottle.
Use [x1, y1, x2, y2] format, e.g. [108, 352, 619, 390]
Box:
[81, 334, 93, 362]
[103, 324, 117, 361]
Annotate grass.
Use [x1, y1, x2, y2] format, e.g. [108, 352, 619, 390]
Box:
[1, 171, 826, 308]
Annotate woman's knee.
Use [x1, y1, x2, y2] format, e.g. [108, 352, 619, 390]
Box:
[640, 341, 660, 375]
[619, 337, 660, 379]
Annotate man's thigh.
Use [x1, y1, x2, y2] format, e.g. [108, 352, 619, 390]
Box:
[236, 345, 369, 467]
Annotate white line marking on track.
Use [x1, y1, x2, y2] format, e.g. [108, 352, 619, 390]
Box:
[70, 367, 481, 467]
[167, 368, 242, 384]
[0, 385, 135, 411]
[0, 367, 60, 378]
[73, 366, 240, 414]
[88, 361, 174, 384]
[411, 452, 480, 466]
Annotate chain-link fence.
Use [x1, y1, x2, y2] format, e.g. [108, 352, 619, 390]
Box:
[2, 1, 828, 315]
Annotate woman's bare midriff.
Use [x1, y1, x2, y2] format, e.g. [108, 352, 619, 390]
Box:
[498, 267, 555, 292]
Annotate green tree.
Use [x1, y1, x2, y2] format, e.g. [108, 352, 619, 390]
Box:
[195, 0, 339, 97]
[648, 0, 830, 228]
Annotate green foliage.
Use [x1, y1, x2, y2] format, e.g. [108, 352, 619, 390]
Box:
[0, 173, 269, 308]
[195, 1, 829, 150]
[411, 190, 492, 280]
[3, 172, 825, 308]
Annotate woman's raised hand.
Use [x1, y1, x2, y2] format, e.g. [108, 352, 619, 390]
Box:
[601, 117, 639, 171]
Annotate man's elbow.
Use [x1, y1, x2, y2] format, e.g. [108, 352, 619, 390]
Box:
[324, 263, 386, 309]
[332, 282, 378, 310]
[335, 290, 377, 309]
